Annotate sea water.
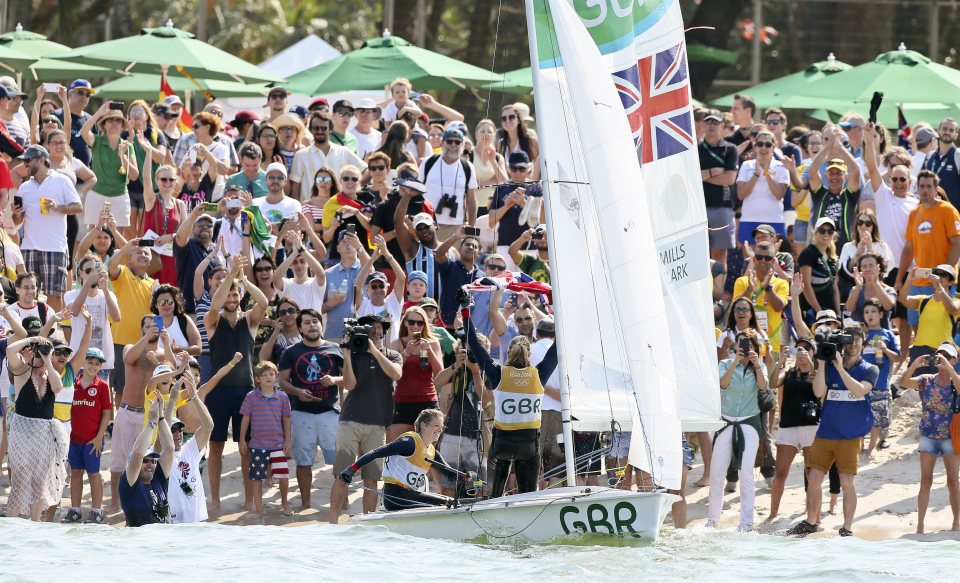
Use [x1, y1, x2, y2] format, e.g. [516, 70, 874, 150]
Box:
[0, 521, 957, 582]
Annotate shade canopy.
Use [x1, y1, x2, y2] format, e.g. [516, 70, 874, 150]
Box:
[712, 54, 852, 109]
[48, 21, 283, 85]
[284, 33, 501, 94]
[0, 44, 35, 74]
[0, 24, 110, 80]
[95, 73, 270, 100]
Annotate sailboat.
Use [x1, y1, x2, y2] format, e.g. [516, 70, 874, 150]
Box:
[350, 0, 715, 543]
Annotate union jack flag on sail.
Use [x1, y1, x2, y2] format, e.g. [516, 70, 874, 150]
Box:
[612, 41, 694, 164]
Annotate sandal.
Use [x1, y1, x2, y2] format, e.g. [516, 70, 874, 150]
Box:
[839, 527, 854, 537]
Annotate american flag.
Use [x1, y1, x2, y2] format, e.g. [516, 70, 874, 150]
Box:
[897, 106, 912, 151]
[463, 272, 552, 305]
[613, 42, 694, 164]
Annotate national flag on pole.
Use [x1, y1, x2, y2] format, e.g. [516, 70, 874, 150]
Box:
[897, 106, 912, 151]
[160, 70, 193, 134]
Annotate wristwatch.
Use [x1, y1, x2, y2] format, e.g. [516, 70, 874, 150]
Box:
[765, 284, 773, 292]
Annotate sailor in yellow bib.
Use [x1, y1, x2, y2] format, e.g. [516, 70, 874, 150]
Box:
[467, 327, 558, 498]
[339, 409, 472, 511]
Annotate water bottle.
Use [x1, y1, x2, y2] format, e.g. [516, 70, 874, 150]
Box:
[338, 278, 349, 296]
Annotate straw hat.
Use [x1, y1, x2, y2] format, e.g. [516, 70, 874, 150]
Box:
[97, 109, 129, 132]
[272, 113, 305, 143]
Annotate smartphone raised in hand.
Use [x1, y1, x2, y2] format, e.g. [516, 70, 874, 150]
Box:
[137, 239, 156, 247]
[204, 203, 219, 212]
[109, 101, 125, 111]
[738, 337, 751, 356]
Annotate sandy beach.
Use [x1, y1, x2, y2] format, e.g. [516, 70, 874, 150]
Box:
[1, 388, 958, 541]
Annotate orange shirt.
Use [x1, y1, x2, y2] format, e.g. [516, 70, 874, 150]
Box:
[905, 200, 960, 286]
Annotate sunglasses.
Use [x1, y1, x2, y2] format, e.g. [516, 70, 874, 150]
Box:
[704, 119, 722, 126]
[856, 220, 873, 226]
[509, 166, 528, 172]
[890, 176, 908, 183]
[254, 266, 274, 273]
[277, 307, 298, 316]
[369, 283, 386, 290]
[754, 141, 774, 148]
[53, 349, 72, 357]
[817, 227, 836, 235]
[486, 264, 506, 271]
[311, 126, 330, 132]
[157, 299, 175, 306]
[341, 176, 360, 182]
[269, 93, 286, 100]
[754, 255, 774, 262]
[142, 458, 158, 465]
[316, 176, 333, 183]
[43, 119, 59, 124]
[733, 306, 752, 314]
[406, 319, 425, 327]
[765, 119, 782, 125]
[336, 110, 354, 117]
[369, 165, 387, 171]
[445, 139, 462, 146]
[157, 177, 176, 183]
[266, 175, 285, 181]
[161, 113, 179, 120]
[501, 114, 517, 122]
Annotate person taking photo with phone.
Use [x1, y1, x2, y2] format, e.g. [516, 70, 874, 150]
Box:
[899, 265, 960, 376]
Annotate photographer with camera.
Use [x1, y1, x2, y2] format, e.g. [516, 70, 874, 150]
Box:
[900, 265, 960, 375]
[5, 335, 68, 521]
[329, 314, 403, 523]
[768, 336, 819, 521]
[898, 343, 960, 534]
[708, 329, 766, 531]
[119, 394, 175, 527]
[788, 323, 878, 538]
[508, 225, 550, 284]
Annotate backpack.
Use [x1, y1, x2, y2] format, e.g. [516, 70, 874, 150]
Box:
[423, 154, 472, 195]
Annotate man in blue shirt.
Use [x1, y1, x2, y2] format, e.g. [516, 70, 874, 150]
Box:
[923, 118, 960, 209]
[789, 325, 879, 538]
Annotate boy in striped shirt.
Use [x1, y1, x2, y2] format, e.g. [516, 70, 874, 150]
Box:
[239, 361, 292, 517]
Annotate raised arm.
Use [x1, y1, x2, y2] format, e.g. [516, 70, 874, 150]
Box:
[790, 272, 811, 337]
[466, 324, 501, 386]
[125, 396, 163, 486]
[198, 352, 243, 400]
[80, 102, 110, 147]
[863, 121, 882, 192]
[392, 190, 418, 261]
[175, 201, 205, 248]
[807, 130, 833, 193]
[416, 94, 464, 122]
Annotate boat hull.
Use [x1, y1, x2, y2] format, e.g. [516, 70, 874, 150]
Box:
[350, 487, 678, 543]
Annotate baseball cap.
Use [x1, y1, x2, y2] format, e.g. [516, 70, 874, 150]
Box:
[365, 271, 389, 285]
[412, 212, 434, 228]
[814, 216, 836, 231]
[442, 128, 464, 141]
[915, 126, 938, 146]
[418, 297, 439, 310]
[170, 417, 186, 430]
[162, 95, 183, 107]
[703, 109, 723, 122]
[752, 224, 777, 237]
[0, 82, 26, 98]
[407, 270, 428, 285]
[265, 161, 287, 177]
[933, 264, 957, 281]
[0, 85, 21, 99]
[332, 99, 355, 113]
[288, 105, 309, 119]
[153, 364, 174, 377]
[51, 338, 71, 352]
[229, 110, 259, 127]
[22, 316, 42, 333]
[69, 79, 96, 94]
[838, 115, 866, 129]
[19, 145, 50, 161]
[446, 121, 468, 136]
[308, 97, 329, 111]
[825, 158, 847, 172]
[85, 347, 107, 362]
[196, 213, 216, 224]
[795, 335, 817, 351]
[508, 151, 531, 168]
[937, 342, 959, 359]
[398, 177, 427, 193]
[513, 102, 534, 123]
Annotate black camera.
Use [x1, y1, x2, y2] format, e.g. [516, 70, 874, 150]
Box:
[802, 400, 820, 422]
[925, 355, 940, 367]
[436, 193, 459, 217]
[814, 330, 854, 361]
[453, 327, 476, 363]
[179, 480, 195, 497]
[455, 288, 473, 309]
[342, 318, 375, 353]
[31, 341, 52, 357]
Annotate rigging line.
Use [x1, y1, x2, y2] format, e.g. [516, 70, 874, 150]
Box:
[483, 0, 505, 122]
[534, 0, 628, 432]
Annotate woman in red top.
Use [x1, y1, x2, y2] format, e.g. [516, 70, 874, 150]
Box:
[387, 306, 442, 441]
[137, 134, 185, 285]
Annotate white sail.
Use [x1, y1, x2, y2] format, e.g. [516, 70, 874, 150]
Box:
[528, 0, 682, 489]
[526, 0, 720, 433]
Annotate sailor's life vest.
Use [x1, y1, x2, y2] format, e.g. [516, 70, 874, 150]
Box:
[493, 365, 544, 431]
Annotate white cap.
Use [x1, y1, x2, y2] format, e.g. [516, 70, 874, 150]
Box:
[412, 212, 433, 228]
[266, 162, 287, 177]
[937, 342, 958, 359]
[153, 364, 174, 377]
[814, 216, 836, 231]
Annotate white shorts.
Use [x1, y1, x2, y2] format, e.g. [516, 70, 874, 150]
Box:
[108, 406, 144, 473]
[774, 425, 819, 450]
[85, 191, 131, 227]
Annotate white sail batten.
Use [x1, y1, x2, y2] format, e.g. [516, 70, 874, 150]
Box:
[529, 0, 682, 489]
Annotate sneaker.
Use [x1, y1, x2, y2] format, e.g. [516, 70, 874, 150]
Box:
[61, 508, 82, 524]
[84, 510, 104, 524]
[877, 440, 891, 450]
[105, 421, 114, 439]
[839, 527, 854, 537]
[517, 197, 532, 226]
[786, 520, 820, 537]
[725, 480, 736, 493]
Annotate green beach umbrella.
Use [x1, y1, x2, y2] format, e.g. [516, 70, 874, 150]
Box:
[0, 23, 109, 81]
[285, 32, 500, 94]
[712, 53, 852, 109]
[95, 73, 270, 100]
[482, 67, 532, 95]
[48, 20, 283, 85]
[0, 44, 35, 75]
[808, 102, 960, 129]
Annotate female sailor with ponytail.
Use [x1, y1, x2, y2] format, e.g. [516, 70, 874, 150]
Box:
[338, 409, 473, 510]
[467, 324, 557, 497]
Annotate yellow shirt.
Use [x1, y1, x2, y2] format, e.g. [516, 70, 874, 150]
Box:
[914, 295, 956, 349]
[142, 388, 190, 441]
[110, 265, 155, 346]
[793, 164, 812, 222]
[733, 275, 789, 353]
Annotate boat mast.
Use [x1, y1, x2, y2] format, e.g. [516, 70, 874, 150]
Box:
[524, 0, 577, 486]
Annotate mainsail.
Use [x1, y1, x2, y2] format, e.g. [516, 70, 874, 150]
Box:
[527, 0, 682, 489]
[530, 0, 721, 433]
